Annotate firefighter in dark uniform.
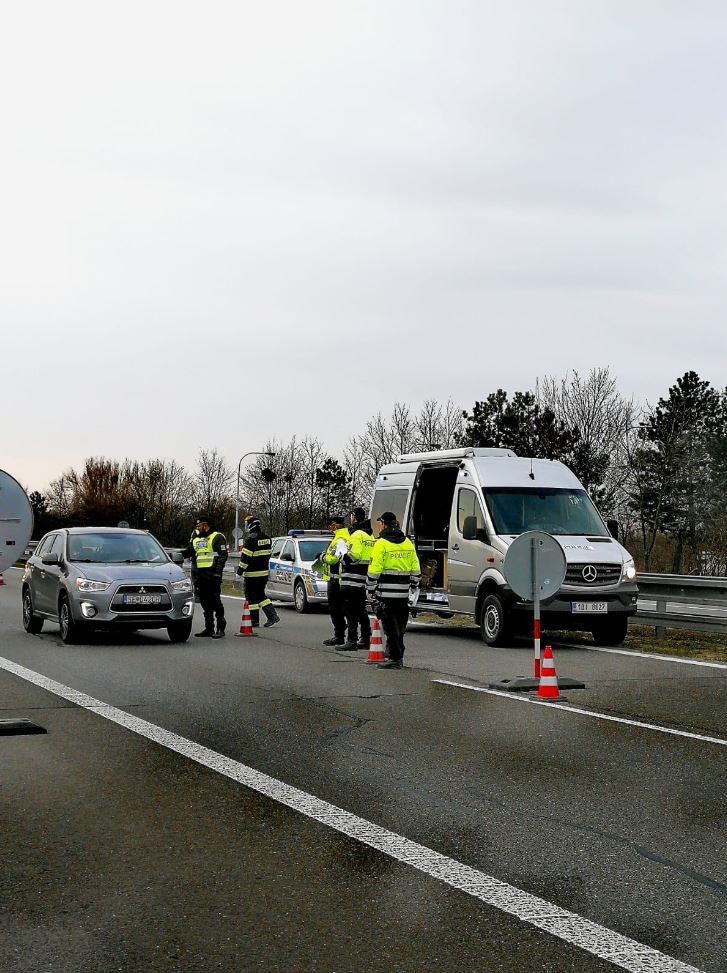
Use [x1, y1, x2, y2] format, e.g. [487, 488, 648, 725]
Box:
[183, 515, 228, 638]
[236, 515, 280, 628]
[321, 514, 349, 646]
[366, 511, 420, 668]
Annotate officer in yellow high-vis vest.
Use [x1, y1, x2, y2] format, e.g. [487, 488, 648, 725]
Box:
[366, 511, 420, 669]
[338, 507, 376, 651]
[183, 514, 228, 638]
[321, 514, 349, 646]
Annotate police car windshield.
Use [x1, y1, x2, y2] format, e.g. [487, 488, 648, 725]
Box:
[68, 532, 167, 563]
[482, 488, 609, 537]
[299, 540, 328, 562]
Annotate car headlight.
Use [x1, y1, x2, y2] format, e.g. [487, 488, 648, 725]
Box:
[171, 578, 193, 593]
[76, 579, 111, 592]
[622, 559, 637, 581]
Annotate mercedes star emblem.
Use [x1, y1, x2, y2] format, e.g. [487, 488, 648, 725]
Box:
[581, 564, 598, 583]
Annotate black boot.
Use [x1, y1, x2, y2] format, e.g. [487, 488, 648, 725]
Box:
[323, 636, 344, 646]
[195, 629, 214, 638]
[263, 606, 280, 628]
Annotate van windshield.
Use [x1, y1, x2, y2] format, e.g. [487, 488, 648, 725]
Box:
[482, 488, 609, 537]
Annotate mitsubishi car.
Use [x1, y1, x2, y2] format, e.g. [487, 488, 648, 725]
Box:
[21, 527, 195, 643]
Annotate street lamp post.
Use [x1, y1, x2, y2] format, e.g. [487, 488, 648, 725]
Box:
[234, 451, 276, 551]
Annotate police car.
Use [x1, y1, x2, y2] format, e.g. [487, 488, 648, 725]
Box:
[267, 530, 332, 612]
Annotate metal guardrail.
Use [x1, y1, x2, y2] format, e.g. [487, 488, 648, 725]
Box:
[635, 574, 727, 634]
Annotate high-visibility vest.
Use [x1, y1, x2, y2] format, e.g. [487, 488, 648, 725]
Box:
[322, 527, 350, 581]
[367, 536, 421, 599]
[193, 531, 222, 569]
[341, 527, 376, 589]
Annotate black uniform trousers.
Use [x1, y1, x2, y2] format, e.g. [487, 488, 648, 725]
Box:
[343, 585, 371, 645]
[327, 578, 346, 641]
[243, 575, 271, 627]
[378, 599, 409, 662]
[197, 572, 225, 631]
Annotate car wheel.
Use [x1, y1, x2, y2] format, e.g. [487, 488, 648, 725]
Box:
[294, 580, 309, 613]
[22, 588, 44, 634]
[480, 593, 514, 647]
[167, 619, 193, 643]
[591, 616, 628, 646]
[58, 595, 83, 645]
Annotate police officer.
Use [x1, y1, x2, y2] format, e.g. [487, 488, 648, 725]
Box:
[189, 518, 201, 603]
[366, 511, 420, 669]
[236, 515, 280, 628]
[321, 514, 349, 646]
[183, 515, 228, 638]
[339, 507, 375, 651]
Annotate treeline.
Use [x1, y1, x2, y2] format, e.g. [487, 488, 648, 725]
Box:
[27, 369, 727, 575]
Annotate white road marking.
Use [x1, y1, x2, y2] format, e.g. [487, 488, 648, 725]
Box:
[432, 679, 727, 747]
[0, 655, 705, 973]
[561, 643, 727, 670]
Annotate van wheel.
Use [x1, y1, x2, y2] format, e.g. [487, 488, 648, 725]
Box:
[22, 588, 44, 634]
[480, 593, 513, 647]
[59, 595, 84, 645]
[591, 616, 628, 646]
[294, 581, 309, 613]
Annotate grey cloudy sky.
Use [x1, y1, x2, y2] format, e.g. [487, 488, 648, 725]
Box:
[2, 1, 725, 490]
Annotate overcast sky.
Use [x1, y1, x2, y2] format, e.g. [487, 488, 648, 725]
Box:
[2, 1, 725, 490]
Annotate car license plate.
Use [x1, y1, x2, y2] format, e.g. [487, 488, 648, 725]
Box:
[123, 594, 162, 605]
[571, 602, 607, 613]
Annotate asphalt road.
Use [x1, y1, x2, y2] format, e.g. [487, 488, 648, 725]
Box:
[0, 569, 725, 973]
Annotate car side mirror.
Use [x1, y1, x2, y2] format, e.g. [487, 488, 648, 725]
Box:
[606, 519, 620, 541]
[41, 552, 60, 566]
[170, 551, 184, 564]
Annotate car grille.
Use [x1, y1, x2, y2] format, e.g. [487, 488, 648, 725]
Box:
[564, 563, 621, 586]
[111, 584, 171, 613]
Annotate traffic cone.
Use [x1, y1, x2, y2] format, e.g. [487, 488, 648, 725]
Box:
[536, 645, 560, 700]
[235, 600, 255, 637]
[0, 573, 4, 586]
[365, 618, 385, 664]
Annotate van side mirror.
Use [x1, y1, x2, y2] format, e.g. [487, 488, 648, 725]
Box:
[606, 519, 619, 541]
[41, 552, 60, 566]
[462, 517, 489, 543]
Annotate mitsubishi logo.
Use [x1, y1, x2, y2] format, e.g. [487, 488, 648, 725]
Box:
[139, 586, 146, 594]
[581, 565, 598, 583]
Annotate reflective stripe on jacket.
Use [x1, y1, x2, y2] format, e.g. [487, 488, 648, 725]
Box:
[367, 536, 421, 599]
[322, 527, 350, 582]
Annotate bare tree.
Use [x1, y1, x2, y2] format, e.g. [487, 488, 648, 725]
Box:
[192, 449, 234, 517]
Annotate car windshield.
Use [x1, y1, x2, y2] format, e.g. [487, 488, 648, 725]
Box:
[68, 532, 168, 563]
[299, 540, 328, 562]
[482, 488, 609, 537]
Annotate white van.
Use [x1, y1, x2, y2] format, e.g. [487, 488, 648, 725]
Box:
[370, 448, 638, 646]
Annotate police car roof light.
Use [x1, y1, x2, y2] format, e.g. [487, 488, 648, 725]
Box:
[288, 529, 333, 536]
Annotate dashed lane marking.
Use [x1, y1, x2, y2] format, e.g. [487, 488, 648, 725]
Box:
[0, 655, 705, 973]
[432, 679, 727, 746]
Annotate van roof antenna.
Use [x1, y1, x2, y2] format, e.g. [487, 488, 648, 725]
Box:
[529, 458, 535, 480]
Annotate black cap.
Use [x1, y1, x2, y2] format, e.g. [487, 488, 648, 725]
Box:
[196, 514, 210, 524]
[328, 514, 344, 524]
[377, 511, 398, 525]
[352, 507, 367, 521]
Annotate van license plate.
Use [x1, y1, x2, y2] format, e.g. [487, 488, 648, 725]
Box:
[572, 602, 607, 613]
[123, 595, 162, 605]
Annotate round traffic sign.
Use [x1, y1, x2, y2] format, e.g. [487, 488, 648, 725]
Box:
[503, 530, 566, 602]
[0, 470, 34, 574]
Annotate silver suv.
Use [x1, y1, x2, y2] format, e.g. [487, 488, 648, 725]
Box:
[21, 527, 194, 643]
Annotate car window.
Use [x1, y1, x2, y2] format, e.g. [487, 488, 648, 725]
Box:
[35, 535, 52, 557]
[457, 489, 486, 534]
[270, 538, 285, 558]
[67, 532, 167, 563]
[298, 540, 328, 562]
[280, 540, 295, 561]
[48, 534, 64, 558]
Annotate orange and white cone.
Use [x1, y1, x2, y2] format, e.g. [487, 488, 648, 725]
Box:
[536, 645, 560, 699]
[235, 599, 255, 637]
[365, 618, 385, 664]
